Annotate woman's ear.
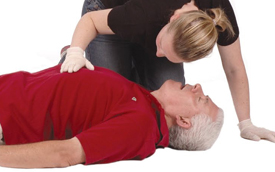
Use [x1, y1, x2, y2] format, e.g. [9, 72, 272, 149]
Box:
[176, 115, 191, 129]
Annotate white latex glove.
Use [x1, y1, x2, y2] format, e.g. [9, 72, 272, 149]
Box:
[60, 47, 94, 73]
[238, 119, 275, 142]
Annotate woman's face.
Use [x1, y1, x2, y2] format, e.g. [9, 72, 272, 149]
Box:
[155, 24, 183, 63]
[155, 1, 199, 63]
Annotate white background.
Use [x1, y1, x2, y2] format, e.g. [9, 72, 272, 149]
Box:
[0, 0, 274, 171]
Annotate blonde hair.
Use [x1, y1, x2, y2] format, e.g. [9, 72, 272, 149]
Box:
[168, 8, 235, 62]
[169, 108, 224, 150]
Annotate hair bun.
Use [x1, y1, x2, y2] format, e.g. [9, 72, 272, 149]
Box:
[205, 8, 234, 35]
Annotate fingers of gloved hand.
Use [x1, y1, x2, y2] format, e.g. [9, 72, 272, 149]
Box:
[67, 62, 84, 73]
[60, 63, 68, 73]
[260, 129, 275, 143]
[60, 57, 85, 73]
[68, 65, 75, 73]
[60, 47, 86, 73]
[85, 59, 95, 70]
[60, 60, 94, 73]
[265, 133, 275, 143]
[241, 130, 261, 141]
[60, 62, 74, 73]
[72, 63, 84, 73]
[241, 127, 275, 143]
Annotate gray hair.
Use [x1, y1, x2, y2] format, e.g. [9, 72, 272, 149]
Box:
[169, 108, 224, 150]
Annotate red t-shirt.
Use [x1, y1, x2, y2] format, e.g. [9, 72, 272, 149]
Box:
[0, 65, 169, 164]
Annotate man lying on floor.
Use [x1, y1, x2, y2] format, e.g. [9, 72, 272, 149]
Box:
[0, 64, 224, 168]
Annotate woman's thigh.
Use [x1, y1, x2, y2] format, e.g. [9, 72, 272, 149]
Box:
[82, 0, 105, 16]
[86, 35, 133, 79]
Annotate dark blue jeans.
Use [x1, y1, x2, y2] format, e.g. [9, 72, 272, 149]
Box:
[79, 0, 185, 90]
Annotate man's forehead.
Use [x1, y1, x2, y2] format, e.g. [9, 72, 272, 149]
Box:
[207, 98, 219, 121]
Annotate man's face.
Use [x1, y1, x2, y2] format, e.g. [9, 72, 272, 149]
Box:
[158, 80, 219, 121]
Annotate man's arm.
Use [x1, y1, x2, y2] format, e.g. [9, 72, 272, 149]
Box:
[0, 137, 85, 168]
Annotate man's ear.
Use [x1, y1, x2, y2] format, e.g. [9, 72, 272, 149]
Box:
[176, 115, 191, 129]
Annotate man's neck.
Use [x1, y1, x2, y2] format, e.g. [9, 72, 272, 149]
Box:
[150, 91, 174, 129]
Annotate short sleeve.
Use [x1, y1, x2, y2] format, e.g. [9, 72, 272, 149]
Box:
[217, 0, 239, 46]
[107, 0, 169, 50]
[196, 0, 240, 46]
[76, 112, 157, 165]
[108, 3, 148, 43]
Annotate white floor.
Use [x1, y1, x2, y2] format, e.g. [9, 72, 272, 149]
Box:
[0, 0, 274, 171]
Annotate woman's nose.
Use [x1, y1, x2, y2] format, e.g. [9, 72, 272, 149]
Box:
[156, 50, 164, 57]
[156, 46, 165, 57]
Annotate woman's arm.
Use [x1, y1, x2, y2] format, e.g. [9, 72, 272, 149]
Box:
[60, 9, 114, 73]
[0, 137, 85, 168]
[218, 38, 275, 142]
[70, 9, 114, 50]
[218, 37, 250, 122]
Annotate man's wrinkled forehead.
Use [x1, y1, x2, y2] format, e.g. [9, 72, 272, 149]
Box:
[207, 98, 219, 121]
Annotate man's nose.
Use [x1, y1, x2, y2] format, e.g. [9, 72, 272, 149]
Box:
[193, 84, 201, 90]
[192, 84, 204, 94]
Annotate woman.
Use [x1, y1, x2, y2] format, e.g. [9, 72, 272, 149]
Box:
[60, 0, 275, 142]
